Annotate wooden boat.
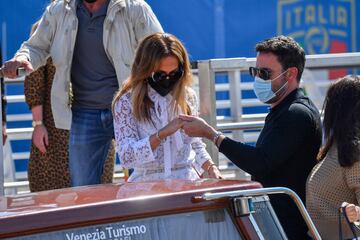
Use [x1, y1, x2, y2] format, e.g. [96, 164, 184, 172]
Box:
[0, 179, 319, 239]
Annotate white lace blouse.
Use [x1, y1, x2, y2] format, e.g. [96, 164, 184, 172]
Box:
[113, 87, 211, 182]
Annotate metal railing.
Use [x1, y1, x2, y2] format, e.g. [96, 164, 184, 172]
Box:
[201, 187, 322, 239]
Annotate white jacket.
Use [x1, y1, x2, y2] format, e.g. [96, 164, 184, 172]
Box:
[15, 0, 163, 129]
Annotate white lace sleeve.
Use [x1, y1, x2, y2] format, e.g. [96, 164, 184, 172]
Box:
[113, 93, 156, 169]
[191, 138, 211, 176]
[187, 88, 212, 175]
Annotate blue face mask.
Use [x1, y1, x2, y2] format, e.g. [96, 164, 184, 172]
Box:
[253, 70, 288, 103]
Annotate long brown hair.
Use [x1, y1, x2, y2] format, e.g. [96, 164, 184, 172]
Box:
[112, 33, 192, 122]
[317, 75, 360, 166]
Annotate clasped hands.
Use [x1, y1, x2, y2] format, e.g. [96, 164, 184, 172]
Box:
[163, 114, 215, 140]
[160, 114, 222, 179]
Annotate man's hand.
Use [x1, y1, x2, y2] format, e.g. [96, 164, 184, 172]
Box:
[1, 56, 33, 78]
[33, 125, 49, 154]
[179, 115, 216, 140]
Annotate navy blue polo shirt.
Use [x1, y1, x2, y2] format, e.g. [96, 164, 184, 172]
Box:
[71, 0, 119, 109]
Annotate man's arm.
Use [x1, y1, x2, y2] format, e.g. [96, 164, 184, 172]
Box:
[15, 3, 58, 69]
[2, 2, 57, 78]
[219, 103, 314, 179]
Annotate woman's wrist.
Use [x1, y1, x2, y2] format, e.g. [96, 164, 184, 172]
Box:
[207, 163, 217, 172]
[202, 161, 216, 172]
[155, 129, 165, 142]
[155, 130, 162, 142]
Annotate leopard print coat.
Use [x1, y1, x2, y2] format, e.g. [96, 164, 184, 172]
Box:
[24, 58, 115, 192]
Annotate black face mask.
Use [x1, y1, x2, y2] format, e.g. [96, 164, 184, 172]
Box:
[84, 0, 97, 3]
[148, 67, 184, 96]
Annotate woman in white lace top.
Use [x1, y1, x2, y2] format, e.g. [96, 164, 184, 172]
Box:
[112, 33, 222, 182]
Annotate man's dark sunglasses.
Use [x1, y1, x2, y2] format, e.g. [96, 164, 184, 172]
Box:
[249, 67, 271, 80]
[152, 67, 184, 83]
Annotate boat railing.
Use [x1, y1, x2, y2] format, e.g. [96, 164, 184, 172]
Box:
[199, 187, 322, 239]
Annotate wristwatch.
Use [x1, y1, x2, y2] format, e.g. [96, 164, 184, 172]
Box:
[32, 120, 43, 128]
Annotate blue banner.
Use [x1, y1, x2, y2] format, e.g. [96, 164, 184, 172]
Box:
[278, 0, 356, 54]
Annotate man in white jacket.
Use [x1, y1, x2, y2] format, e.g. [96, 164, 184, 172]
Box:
[1, 0, 163, 186]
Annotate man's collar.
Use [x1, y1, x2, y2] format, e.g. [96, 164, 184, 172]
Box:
[270, 88, 303, 111]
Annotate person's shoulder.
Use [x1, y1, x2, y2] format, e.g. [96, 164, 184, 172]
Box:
[290, 91, 319, 114]
[47, 0, 67, 15]
[122, 0, 149, 8]
[185, 87, 198, 103]
[186, 86, 197, 96]
[125, 0, 147, 5]
[287, 99, 319, 125]
[49, 0, 65, 9]
[288, 100, 312, 115]
[122, 0, 155, 17]
[289, 100, 313, 113]
[119, 91, 132, 102]
[343, 152, 360, 184]
[114, 91, 132, 109]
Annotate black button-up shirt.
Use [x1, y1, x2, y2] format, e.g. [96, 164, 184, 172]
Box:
[219, 88, 322, 239]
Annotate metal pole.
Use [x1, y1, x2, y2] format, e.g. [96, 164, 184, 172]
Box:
[202, 187, 322, 240]
[198, 60, 219, 165]
[228, 70, 246, 179]
[217, 121, 264, 131]
[229, 70, 243, 140]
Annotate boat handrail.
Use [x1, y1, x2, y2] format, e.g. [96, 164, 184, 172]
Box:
[200, 187, 322, 240]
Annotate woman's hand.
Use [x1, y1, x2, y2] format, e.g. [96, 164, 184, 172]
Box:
[159, 117, 184, 139]
[208, 164, 223, 179]
[342, 202, 360, 223]
[179, 114, 216, 140]
[201, 160, 223, 179]
[33, 125, 49, 154]
[150, 117, 184, 149]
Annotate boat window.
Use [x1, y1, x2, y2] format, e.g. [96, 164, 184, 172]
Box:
[250, 196, 287, 239]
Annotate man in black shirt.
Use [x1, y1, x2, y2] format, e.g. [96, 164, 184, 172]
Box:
[181, 36, 322, 239]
